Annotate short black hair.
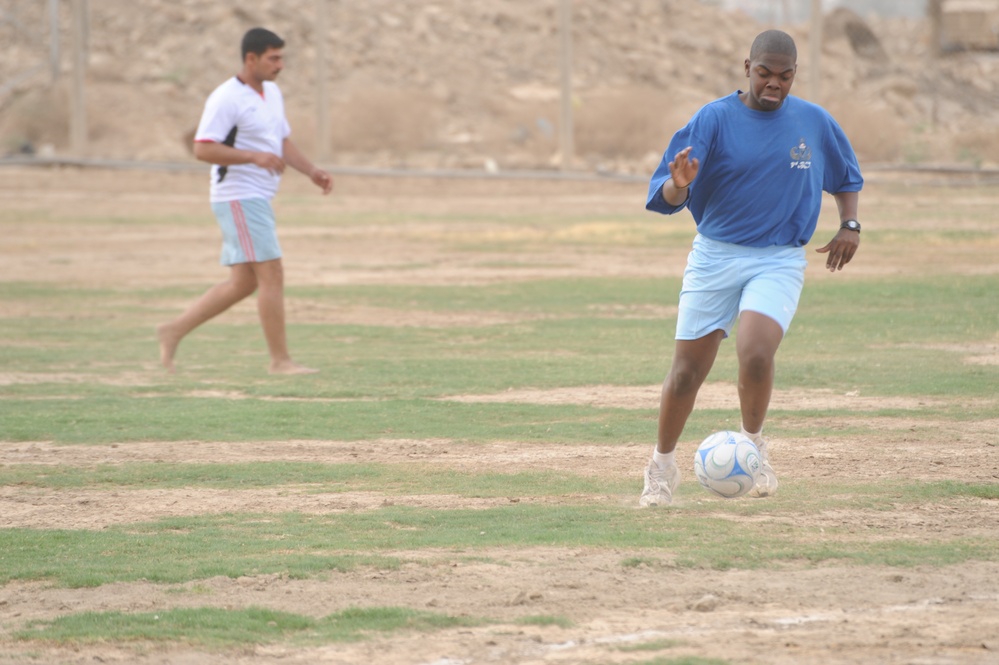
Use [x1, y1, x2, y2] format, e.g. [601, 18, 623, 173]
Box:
[749, 29, 797, 62]
[241, 27, 285, 60]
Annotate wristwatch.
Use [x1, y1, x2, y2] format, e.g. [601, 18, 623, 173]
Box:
[840, 219, 861, 233]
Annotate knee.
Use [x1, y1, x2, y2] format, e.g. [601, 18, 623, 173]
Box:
[739, 348, 774, 383]
[666, 363, 707, 396]
[231, 275, 258, 298]
[255, 261, 285, 292]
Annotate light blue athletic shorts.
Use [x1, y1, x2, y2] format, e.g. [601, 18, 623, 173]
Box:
[676, 234, 808, 340]
[211, 198, 282, 266]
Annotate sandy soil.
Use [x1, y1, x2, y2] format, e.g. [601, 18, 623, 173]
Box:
[7, 1, 999, 172]
[1, 167, 998, 664]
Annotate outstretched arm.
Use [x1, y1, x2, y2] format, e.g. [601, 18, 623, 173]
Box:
[815, 191, 861, 272]
[283, 138, 333, 195]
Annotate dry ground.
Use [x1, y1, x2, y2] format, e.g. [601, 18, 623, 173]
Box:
[0, 167, 998, 664]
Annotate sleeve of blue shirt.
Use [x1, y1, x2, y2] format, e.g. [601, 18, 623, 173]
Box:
[822, 114, 864, 194]
[645, 106, 716, 215]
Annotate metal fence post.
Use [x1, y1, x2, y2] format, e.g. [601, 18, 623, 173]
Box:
[558, 0, 574, 171]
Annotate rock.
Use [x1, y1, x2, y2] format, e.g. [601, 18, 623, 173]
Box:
[691, 593, 721, 612]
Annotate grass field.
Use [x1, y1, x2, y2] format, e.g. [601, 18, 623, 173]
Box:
[1, 167, 997, 665]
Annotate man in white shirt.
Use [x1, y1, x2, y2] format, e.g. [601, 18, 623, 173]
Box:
[158, 27, 332, 375]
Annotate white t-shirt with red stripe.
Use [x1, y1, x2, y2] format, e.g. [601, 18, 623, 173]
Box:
[195, 77, 291, 203]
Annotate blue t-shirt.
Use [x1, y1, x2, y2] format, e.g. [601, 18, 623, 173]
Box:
[646, 92, 863, 247]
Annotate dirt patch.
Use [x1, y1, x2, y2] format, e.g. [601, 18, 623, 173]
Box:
[0, 485, 538, 531]
[897, 342, 999, 366]
[3, 421, 997, 532]
[441, 381, 954, 412]
[0, 372, 157, 388]
[1, 557, 998, 665]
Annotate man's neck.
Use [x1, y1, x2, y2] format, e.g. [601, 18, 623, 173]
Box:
[237, 70, 264, 95]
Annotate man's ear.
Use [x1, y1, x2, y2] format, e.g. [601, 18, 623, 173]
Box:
[744, 58, 751, 76]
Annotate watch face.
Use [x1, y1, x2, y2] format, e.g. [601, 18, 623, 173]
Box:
[843, 220, 860, 231]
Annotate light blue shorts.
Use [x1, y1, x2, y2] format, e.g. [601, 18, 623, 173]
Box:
[676, 234, 808, 340]
[211, 198, 282, 266]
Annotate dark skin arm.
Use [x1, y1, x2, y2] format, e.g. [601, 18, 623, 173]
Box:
[660, 146, 699, 206]
[815, 191, 860, 272]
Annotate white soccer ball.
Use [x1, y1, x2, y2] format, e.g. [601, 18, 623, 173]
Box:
[693, 431, 762, 498]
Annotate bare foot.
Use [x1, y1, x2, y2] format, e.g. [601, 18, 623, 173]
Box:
[269, 360, 319, 375]
[157, 323, 180, 373]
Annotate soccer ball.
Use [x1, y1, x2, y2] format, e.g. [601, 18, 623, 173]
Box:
[693, 431, 762, 498]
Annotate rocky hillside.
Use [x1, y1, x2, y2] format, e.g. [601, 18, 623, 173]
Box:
[3, 0, 999, 173]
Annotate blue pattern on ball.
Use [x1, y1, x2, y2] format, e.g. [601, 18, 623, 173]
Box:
[693, 431, 762, 499]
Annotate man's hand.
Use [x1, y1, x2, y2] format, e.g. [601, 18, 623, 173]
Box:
[661, 146, 699, 205]
[311, 168, 334, 195]
[669, 146, 699, 189]
[250, 151, 286, 176]
[815, 229, 860, 272]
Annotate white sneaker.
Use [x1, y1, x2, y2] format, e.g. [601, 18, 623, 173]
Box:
[639, 459, 680, 507]
[749, 437, 778, 498]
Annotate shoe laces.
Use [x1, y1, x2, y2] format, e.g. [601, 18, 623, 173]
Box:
[646, 462, 668, 490]
[751, 436, 769, 459]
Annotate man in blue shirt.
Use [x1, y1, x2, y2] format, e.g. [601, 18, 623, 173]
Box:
[640, 29, 863, 506]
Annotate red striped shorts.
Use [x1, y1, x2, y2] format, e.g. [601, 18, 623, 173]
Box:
[211, 198, 281, 265]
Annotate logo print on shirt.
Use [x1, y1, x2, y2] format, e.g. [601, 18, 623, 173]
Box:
[790, 138, 812, 170]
